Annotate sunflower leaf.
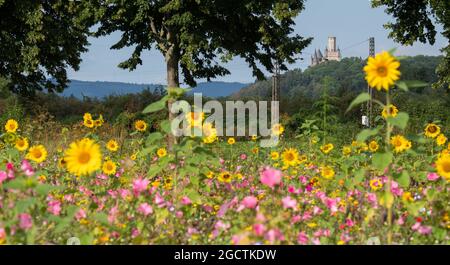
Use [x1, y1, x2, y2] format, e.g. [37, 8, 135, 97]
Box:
[372, 152, 393, 171]
[387, 112, 409, 130]
[346, 93, 371, 113]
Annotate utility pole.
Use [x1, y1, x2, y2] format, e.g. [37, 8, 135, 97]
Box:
[272, 61, 280, 102]
[362, 37, 375, 128]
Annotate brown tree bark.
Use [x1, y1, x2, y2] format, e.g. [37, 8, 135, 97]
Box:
[165, 44, 179, 151]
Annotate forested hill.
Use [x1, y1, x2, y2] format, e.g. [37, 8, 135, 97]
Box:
[231, 55, 443, 101]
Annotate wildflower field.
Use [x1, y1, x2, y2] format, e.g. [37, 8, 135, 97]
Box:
[0, 51, 449, 246]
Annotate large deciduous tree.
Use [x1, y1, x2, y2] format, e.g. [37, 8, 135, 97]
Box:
[0, 0, 95, 95]
[372, 0, 450, 89]
[94, 0, 311, 146]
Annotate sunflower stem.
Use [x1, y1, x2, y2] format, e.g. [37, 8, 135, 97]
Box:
[385, 90, 393, 245]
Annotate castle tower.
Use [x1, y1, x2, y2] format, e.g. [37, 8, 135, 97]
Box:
[310, 36, 341, 67]
[325, 36, 341, 62]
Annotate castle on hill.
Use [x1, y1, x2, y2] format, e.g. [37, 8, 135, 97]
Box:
[311, 37, 342, 66]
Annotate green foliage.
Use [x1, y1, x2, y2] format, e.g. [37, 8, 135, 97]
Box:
[0, 1, 96, 95]
[372, 0, 450, 89]
[232, 56, 449, 134]
[95, 0, 312, 87]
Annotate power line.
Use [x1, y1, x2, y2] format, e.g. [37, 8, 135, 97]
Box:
[340, 38, 370, 51]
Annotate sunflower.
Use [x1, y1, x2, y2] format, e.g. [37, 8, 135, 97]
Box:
[94, 119, 103, 127]
[64, 138, 102, 176]
[4, 119, 18, 133]
[106, 139, 119, 152]
[369, 178, 383, 191]
[206, 171, 215, 179]
[202, 123, 218, 144]
[381, 104, 398, 119]
[163, 176, 173, 190]
[135, 120, 148, 132]
[227, 137, 236, 145]
[270, 151, 280, 160]
[436, 134, 447, 146]
[251, 135, 258, 141]
[83, 118, 94, 128]
[320, 143, 334, 154]
[83, 113, 92, 121]
[26, 145, 48, 163]
[390, 135, 408, 153]
[186, 111, 204, 127]
[102, 160, 117, 175]
[435, 155, 450, 180]
[368, 140, 379, 152]
[298, 154, 307, 164]
[15, 137, 29, 151]
[282, 148, 299, 167]
[342, 146, 352, 156]
[320, 166, 335, 179]
[58, 157, 67, 168]
[271, 123, 285, 136]
[157, 148, 167, 158]
[363, 51, 400, 91]
[218, 171, 233, 183]
[424, 123, 441, 138]
[402, 192, 414, 203]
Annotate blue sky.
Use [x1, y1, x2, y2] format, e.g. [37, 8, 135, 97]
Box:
[67, 0, 447, 85]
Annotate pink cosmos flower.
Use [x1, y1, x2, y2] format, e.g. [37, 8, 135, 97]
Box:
[137, 203, 153, 216]
[427, 173, 439, 181]
[265, 229, 284, 244]
[20, 160, 34, 176]
[390, 181, 403, 196]
[291, 215, 302, 224]
[132, 178, 149, 196]
[6, 162, 14, 171]
[324, 198, 338, 213]
[18, 213, 32, 230]
[345, 219, 354, 227]
[312, 237, 321, 245]
[411, 222, 421, 230]
[396, 215, 406, 225]
[108, 206, 119, 224]
[47, 200, 61, 216]
[297, 231, 308, 245]
[6, 163, 14, 179]
[302, 211, 312, 221]
[0, 227, 5, 240]
[367, 192, 378, 208]
[181, 196, 192, 205]
[240, 153, 247, 160]
[256, 212, 266, 222]
[298, 175, 308, 184]
[260, 167, 282, 188]
[418, 226, 432, 235]
[241, 196, 258, 209]
[288, 185, 296, 193]
[313, 206, 323, 215]
[281, 196, 297, 210]
[131, 228, 140, 238]
[75, 209, 87, 221]
[176, 211, 183, 218]
[0, 171, 7, 184]
[154, 192, 165, 207]
[253, 224, 266, 236]
[118, 189, 131, 200]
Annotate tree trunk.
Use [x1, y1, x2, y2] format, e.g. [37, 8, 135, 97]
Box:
[166, 45, 179, 151]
